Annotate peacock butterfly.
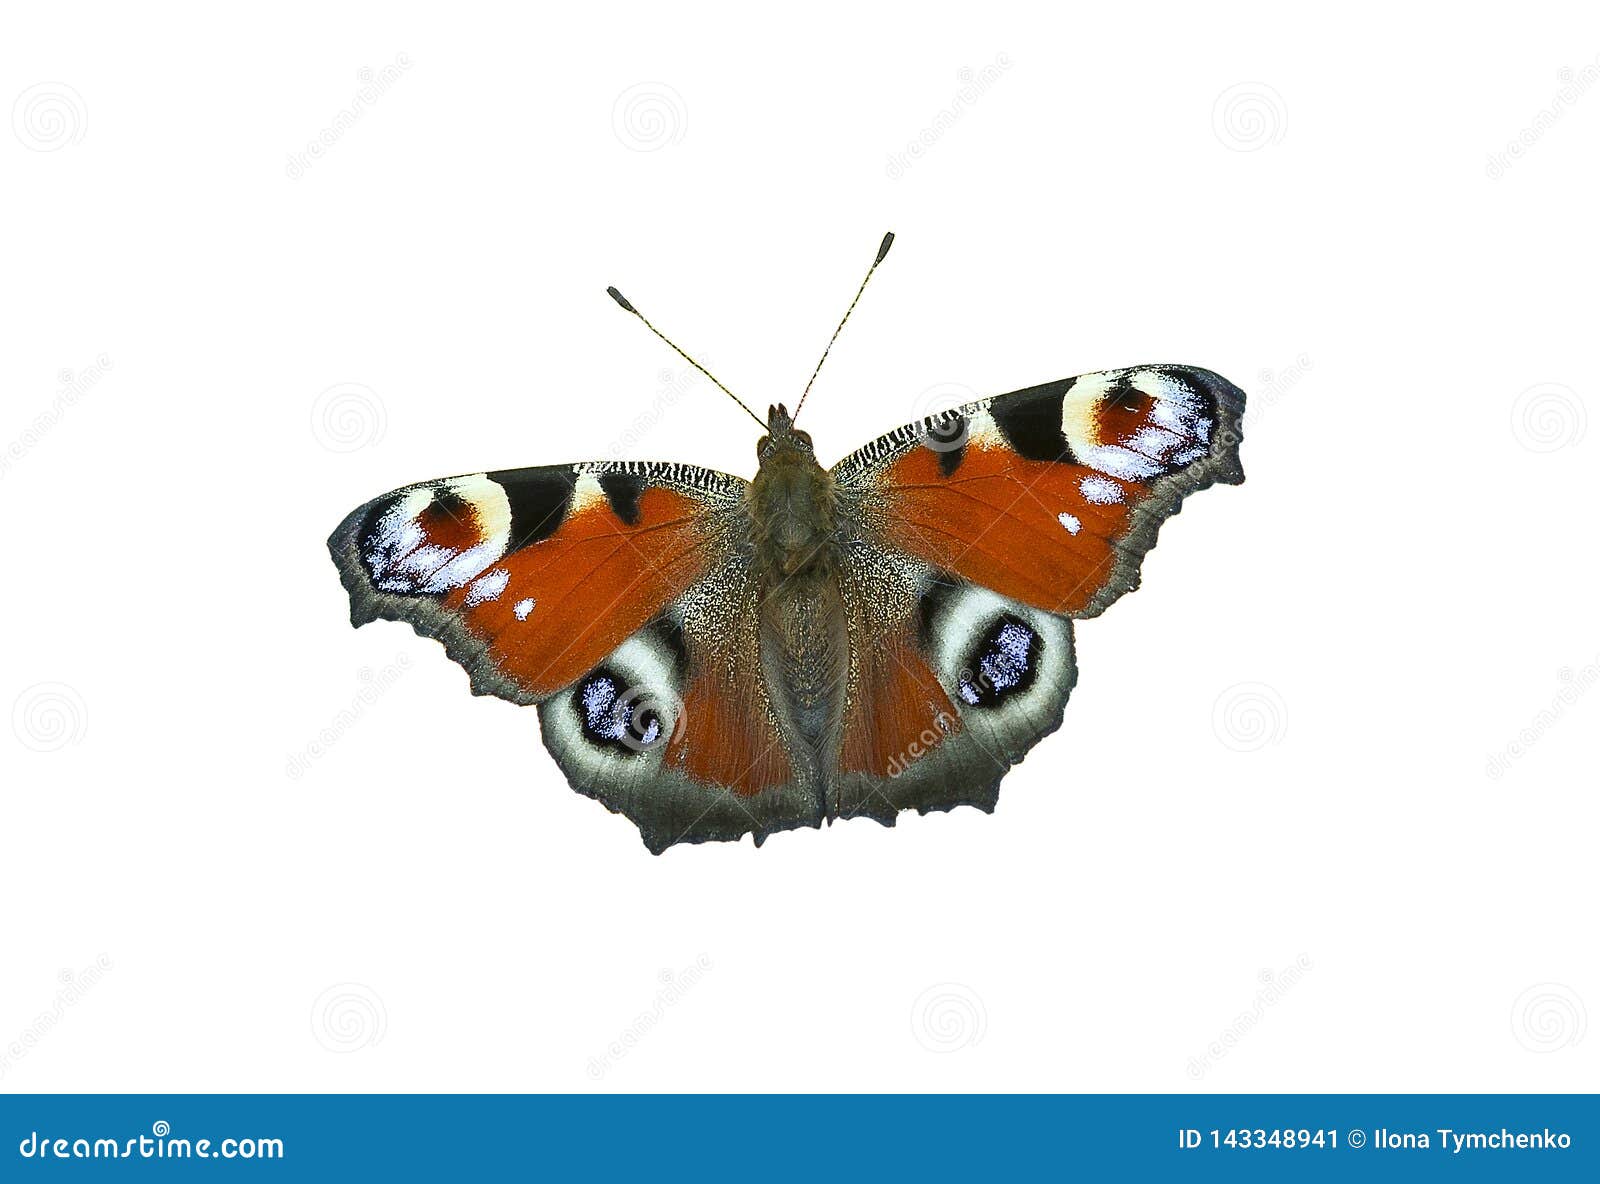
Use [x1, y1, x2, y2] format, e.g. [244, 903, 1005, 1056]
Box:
[328, 234, 1246, 852]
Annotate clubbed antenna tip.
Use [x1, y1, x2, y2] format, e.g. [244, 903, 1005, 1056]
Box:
[793, 230, 898, 422]
[602, 283, 766, 429]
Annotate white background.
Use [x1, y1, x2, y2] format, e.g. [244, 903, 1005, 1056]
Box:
[2, 2, 1595, 1094]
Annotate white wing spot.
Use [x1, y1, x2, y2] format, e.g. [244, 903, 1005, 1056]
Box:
[1079, 475, 1125, 505]
[1057, 511, 1082, 535]
[464, 567, 510, 607]
[513, 597, 536, 621]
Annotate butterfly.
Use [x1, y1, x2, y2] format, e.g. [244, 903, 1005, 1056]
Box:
[328, 233, 1246, 853]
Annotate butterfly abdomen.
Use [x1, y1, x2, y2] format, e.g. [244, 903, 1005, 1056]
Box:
[749, 433, 852, 790]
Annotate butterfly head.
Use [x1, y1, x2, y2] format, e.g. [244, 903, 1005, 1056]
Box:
[757, 402, 815, 462]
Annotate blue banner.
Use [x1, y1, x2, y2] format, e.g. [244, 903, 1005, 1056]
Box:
[2, 1094, 1594, 1180]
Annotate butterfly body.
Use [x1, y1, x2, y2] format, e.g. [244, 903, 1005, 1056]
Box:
[747, 403, 851, 805]
[330, 359, 1245, 853]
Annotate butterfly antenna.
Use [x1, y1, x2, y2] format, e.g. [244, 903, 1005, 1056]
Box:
[792, 230, 895, 423]
[605, 286, 767, 430]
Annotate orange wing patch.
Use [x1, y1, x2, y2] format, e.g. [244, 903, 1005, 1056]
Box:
[880, 443, 1136, 615]
[668, 663, 792, 797]
[444, 487, 711, 697]
[841, 631, 962, 779]
[848, 366, 1244, 618]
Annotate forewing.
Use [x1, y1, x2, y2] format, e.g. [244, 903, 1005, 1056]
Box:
[832, 365, 1245, 618]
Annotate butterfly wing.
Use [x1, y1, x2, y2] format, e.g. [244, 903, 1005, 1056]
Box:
[828, 364, 1245, 821]
[329, 461, 822, 852]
